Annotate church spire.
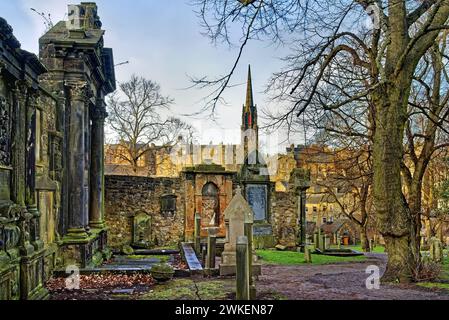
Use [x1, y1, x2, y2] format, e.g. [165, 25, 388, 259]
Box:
[242, 64, 257, 130]
[245, 64, 254, 111]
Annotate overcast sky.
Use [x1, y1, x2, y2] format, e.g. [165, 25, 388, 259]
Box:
[2, 0, 298, 152]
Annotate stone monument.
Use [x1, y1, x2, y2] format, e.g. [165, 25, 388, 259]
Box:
[132, 212, 152, 248]
[219, 187, 261, 276]
[290, 168, 311, 252]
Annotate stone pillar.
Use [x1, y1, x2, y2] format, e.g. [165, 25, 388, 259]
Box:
[290, 168, 310, 252]
[26, 92, 43, 250]
[194, 212, 201, 255]
[236, 236, 250, 300]
[206, 227, 217, 270]
[89, 99, 107, 229]
[65, 81, 89, 239]
[304, 246, 312, 263]
[11, 82, 27, 209]
[297, 188, 307, 252]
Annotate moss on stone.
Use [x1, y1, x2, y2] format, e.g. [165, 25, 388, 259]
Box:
[139, 278, 234, 300]
[140, 279, 197, 300]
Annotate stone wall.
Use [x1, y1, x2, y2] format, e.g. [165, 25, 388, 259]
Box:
[105, 175, 185, 250]
[271, 191, 298, 247]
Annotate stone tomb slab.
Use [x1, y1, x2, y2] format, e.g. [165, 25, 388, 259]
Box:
[181, 243, 203, 273]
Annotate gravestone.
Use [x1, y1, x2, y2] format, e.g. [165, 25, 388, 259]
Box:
[206, 226, 218, 270]
[430, 237, 443, 263]
[236, 236, 250, 300]
[304, 246, 312, 263]
[318, 234, 326, 252]
[313, 232, 319, 249]
[132, 212, 152, 248]
[194, 213, 201, 255]
[246, 184, 267, 221]
[369, 239, 375, 252]
[220, 187, 261, 276]
[290, 168, 311, 252]
[324, 235, 330, 250]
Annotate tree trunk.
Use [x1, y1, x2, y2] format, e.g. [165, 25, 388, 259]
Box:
[373, 79, 418, 283]
[360, 228, 370, 252]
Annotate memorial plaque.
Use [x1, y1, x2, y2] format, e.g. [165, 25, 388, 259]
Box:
[253, 225, 273, 236]
[132, 212, 152, 248]
[246, 184, 267, 221]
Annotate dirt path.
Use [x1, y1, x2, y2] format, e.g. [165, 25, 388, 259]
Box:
[257, 254, 449, 300]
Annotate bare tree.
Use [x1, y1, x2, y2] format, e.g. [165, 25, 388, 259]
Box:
[191, 0, 449, 282]
[107, 75, 194, 172]
[316, 147, 373, 252]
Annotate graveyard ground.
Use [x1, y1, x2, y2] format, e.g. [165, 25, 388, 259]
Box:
[46, 252, 449, 300]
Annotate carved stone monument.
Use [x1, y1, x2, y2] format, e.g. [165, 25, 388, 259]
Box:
[219, 187, 261, 276]
[132, 212, 152, 248]
[290, 168, 311, 252]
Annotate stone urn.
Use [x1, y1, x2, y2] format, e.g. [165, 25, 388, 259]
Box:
[151, 263, 175, 282]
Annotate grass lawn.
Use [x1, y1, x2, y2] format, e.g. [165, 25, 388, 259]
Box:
[256, 249, 366, 265]
[127, 254, 170, 262]
[417, 282, 449, 290]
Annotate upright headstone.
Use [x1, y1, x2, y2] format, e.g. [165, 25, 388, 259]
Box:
[304, 246, 312, 263]
[236, 236, 250, 300]
[430, 237, 443, 263]
[206, 226, 218, 270]
[290, 168, 311, 252]
[220, 187, 261, 276]
[313, 231, 319, 250]
[324, 235, 330, 251]
[194, 212, 201, 255]
[132, 212, 152, 248]
[244, 212, 256, 299]
[369, 239, 375, 252]
[318, 234, 326, 252]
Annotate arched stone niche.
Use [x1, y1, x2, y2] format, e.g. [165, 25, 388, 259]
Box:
[132, 211, 152, 248]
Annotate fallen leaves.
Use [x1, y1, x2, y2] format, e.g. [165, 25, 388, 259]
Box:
[46, 273, 155, 291]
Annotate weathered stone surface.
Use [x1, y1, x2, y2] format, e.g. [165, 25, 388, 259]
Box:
[105, 175, 185, 250]
[271, 191, 298, 247]
[219, 187, 261, 276]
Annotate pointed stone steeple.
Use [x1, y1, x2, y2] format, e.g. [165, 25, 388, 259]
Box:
[241, 65, 259, 165]
[245, 65, 254, 111]
[242, 64, 257, 130]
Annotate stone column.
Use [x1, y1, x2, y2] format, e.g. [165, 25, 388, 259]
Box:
[297, 188, 307, 252]
[194, 212, 201, 255]
[206, 226, 217, 270]
[12, 82, 34, 255]
[290, 168, 310, 252]
[244, 221, 256, 299]
[26, 92, 43, 250]
[89, 99, 107, 229]
[65, 81, 89, 239]
[11, 82, 27, 208]
[236, 236, 250, 300]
